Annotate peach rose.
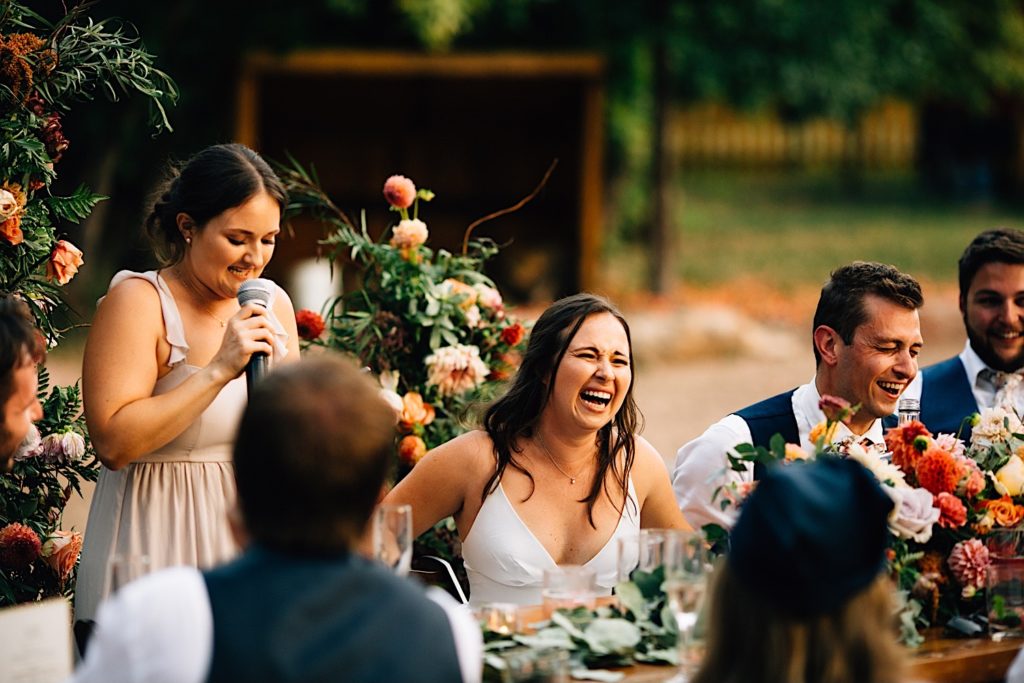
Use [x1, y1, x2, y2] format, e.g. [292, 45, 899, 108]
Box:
[0, 214, 23, 245]
[46, 240, 84, 284]
[399, 392, 435, 431]
[442, 278, 478, 310]
[398, 435, 427, 466]
[808, 420, 838, 446]
[995, 455, 1024, 497]
[784, 443, 809, 461]
[985, 495, 1024, 528]
[41, 530, 83, 583]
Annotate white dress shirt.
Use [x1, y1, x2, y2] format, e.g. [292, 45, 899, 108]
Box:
[672, 380, 886, 530]
[68, 566, 483, 683]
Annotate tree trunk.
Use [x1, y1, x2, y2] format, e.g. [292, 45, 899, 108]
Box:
[649, 0, 673, 294]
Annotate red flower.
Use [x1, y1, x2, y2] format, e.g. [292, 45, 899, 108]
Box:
[383, 175, 416, 209]
[885, 420, 932, 475]
[935, 492, 967, 529]
[295, 309, 325, 340]
[0, 523, 42, 569]
[915, 446, 964, 495]
[500, 323, 525, 347]
[818, 395, 853, 423]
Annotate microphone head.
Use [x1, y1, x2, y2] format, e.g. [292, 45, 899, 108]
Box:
[237, 278, 274, 308]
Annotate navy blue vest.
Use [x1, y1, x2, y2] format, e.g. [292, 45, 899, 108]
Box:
[735, 389, 799, 480]
[920, 356, 978, 442]
[203, 546, 462, 683]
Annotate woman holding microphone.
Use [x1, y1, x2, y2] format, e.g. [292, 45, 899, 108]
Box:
[75, 144, 300, 623]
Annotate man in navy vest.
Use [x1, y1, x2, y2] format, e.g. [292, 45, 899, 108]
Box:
[900, 228, 1024, 442]
[672, 262, 924, 530]
[71, 355, 482, 683]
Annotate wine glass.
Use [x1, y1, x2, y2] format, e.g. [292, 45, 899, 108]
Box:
[373, 504, 412, 576]
[662, 530, 713, 682]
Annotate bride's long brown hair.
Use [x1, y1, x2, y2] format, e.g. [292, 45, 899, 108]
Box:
[481, 293, 641, 526]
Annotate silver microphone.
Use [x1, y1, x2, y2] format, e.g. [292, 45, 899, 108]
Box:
[237, 278, 274, 391]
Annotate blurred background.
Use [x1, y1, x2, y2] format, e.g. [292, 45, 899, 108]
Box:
[34, 0, 1024, 468]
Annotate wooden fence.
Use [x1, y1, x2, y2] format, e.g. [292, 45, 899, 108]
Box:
[671, 100, 917, 169]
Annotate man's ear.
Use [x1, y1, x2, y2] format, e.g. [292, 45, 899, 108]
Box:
[814, 325, 843, 367]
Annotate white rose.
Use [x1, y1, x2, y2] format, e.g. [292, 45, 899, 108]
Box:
[885, 485, 940, 543]
[60, 432, 86, 461]
[0, 189, 18, 221]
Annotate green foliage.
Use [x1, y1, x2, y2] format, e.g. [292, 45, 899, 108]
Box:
[482, 571, 679, 678]
[0, 0, 174, 606]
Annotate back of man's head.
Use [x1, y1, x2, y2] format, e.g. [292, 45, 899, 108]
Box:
[233, 355, 396, 555]
[812, 261, 923, 365]
[958, 228, 1024, 300]
[0, 295, 43, 409]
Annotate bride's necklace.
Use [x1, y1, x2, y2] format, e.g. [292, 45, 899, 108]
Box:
[535, 433, 590, 485]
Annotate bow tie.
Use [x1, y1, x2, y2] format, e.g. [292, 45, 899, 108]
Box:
[979, 368, 1024, 410]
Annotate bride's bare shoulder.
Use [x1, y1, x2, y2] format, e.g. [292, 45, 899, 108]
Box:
[429, 429, 497, 471]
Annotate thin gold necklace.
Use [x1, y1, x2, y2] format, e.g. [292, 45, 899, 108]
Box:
[535, 433, 589, 485]
[173, 268, 232, 327]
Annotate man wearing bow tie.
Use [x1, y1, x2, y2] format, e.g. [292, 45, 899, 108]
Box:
[672, 262, 924, 530]
[902, 228, 1024, 439]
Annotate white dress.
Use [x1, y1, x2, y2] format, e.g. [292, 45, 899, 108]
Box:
[74, 270, 289, 622]
[461, 479, 640, 607]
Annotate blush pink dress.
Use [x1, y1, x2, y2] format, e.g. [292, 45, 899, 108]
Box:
[74, 270, 289, 622]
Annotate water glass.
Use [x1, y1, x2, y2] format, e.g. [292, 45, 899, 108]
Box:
[373, 504, 413, 576]
[541, 565, 597, 618]
[107, 553, 152, 594]
[497, 647, 570, 683]
[616, 528, 666, 582]
[662, 530, 713, 681]
[987, 558, 1024, 640]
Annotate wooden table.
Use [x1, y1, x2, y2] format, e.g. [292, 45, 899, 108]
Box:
[513, 605, 1023, 683]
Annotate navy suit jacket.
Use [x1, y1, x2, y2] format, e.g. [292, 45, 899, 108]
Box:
[919, 356, 979, 441]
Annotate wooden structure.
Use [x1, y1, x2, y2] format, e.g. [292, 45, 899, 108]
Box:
[235, 50, 606, 300]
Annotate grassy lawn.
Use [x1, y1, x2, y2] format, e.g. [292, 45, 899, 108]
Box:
[616, 169, 1024, 293]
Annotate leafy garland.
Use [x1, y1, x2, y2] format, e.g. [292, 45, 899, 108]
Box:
[482, 570, 678, 681]
[0, 0, 176, 605]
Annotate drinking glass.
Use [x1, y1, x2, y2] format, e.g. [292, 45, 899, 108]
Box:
[373, 504, 412, 576]
[662, 530, 713, 682]
[476, 602, 520, 636]
[541, 565, 597, 618]
[616, 528, 666, 583]
[987, 558, 1024, 640]
[107, 553, 152, 594]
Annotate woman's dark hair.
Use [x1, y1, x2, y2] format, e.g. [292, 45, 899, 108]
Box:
[144, 143, 287, 266]
[482, 293, 641, 526]
[0, 295, 44, 405]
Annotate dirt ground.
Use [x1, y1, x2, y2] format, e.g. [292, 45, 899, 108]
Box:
[48, 285, 967, 533]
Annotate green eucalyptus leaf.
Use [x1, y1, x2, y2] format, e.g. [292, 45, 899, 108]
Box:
[582, 619, 642, 655]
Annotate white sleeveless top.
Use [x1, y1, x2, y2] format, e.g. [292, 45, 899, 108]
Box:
[461, 479, 640, 607]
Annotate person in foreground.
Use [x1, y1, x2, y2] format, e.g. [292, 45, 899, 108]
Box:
[692, 457, 904, 683]
[0, 295, 44, 470]
[75, 143, 300, 622]
[673, 261, 924, 529]
[69, 355, 482, 683]
[902, 228, 1024, 439]
[384, 293, 687, 607]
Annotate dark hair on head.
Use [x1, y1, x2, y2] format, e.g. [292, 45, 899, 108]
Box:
[0, 295, 44, 404]
[811, 262, 923, 365]
[233, 354, 397, 555]
[958, 228, 1024, 300]
[144, 143, 287, 266]
[482, 293, 641, 526]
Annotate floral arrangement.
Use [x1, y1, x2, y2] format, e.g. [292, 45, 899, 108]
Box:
[278, 163, 534, 571]
[0, 2, 176, 605]
[710, 397, 1024, 645]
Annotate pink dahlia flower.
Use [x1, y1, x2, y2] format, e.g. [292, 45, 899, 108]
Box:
[948, 538, 990, 596]
[383, 175, 416, 209]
